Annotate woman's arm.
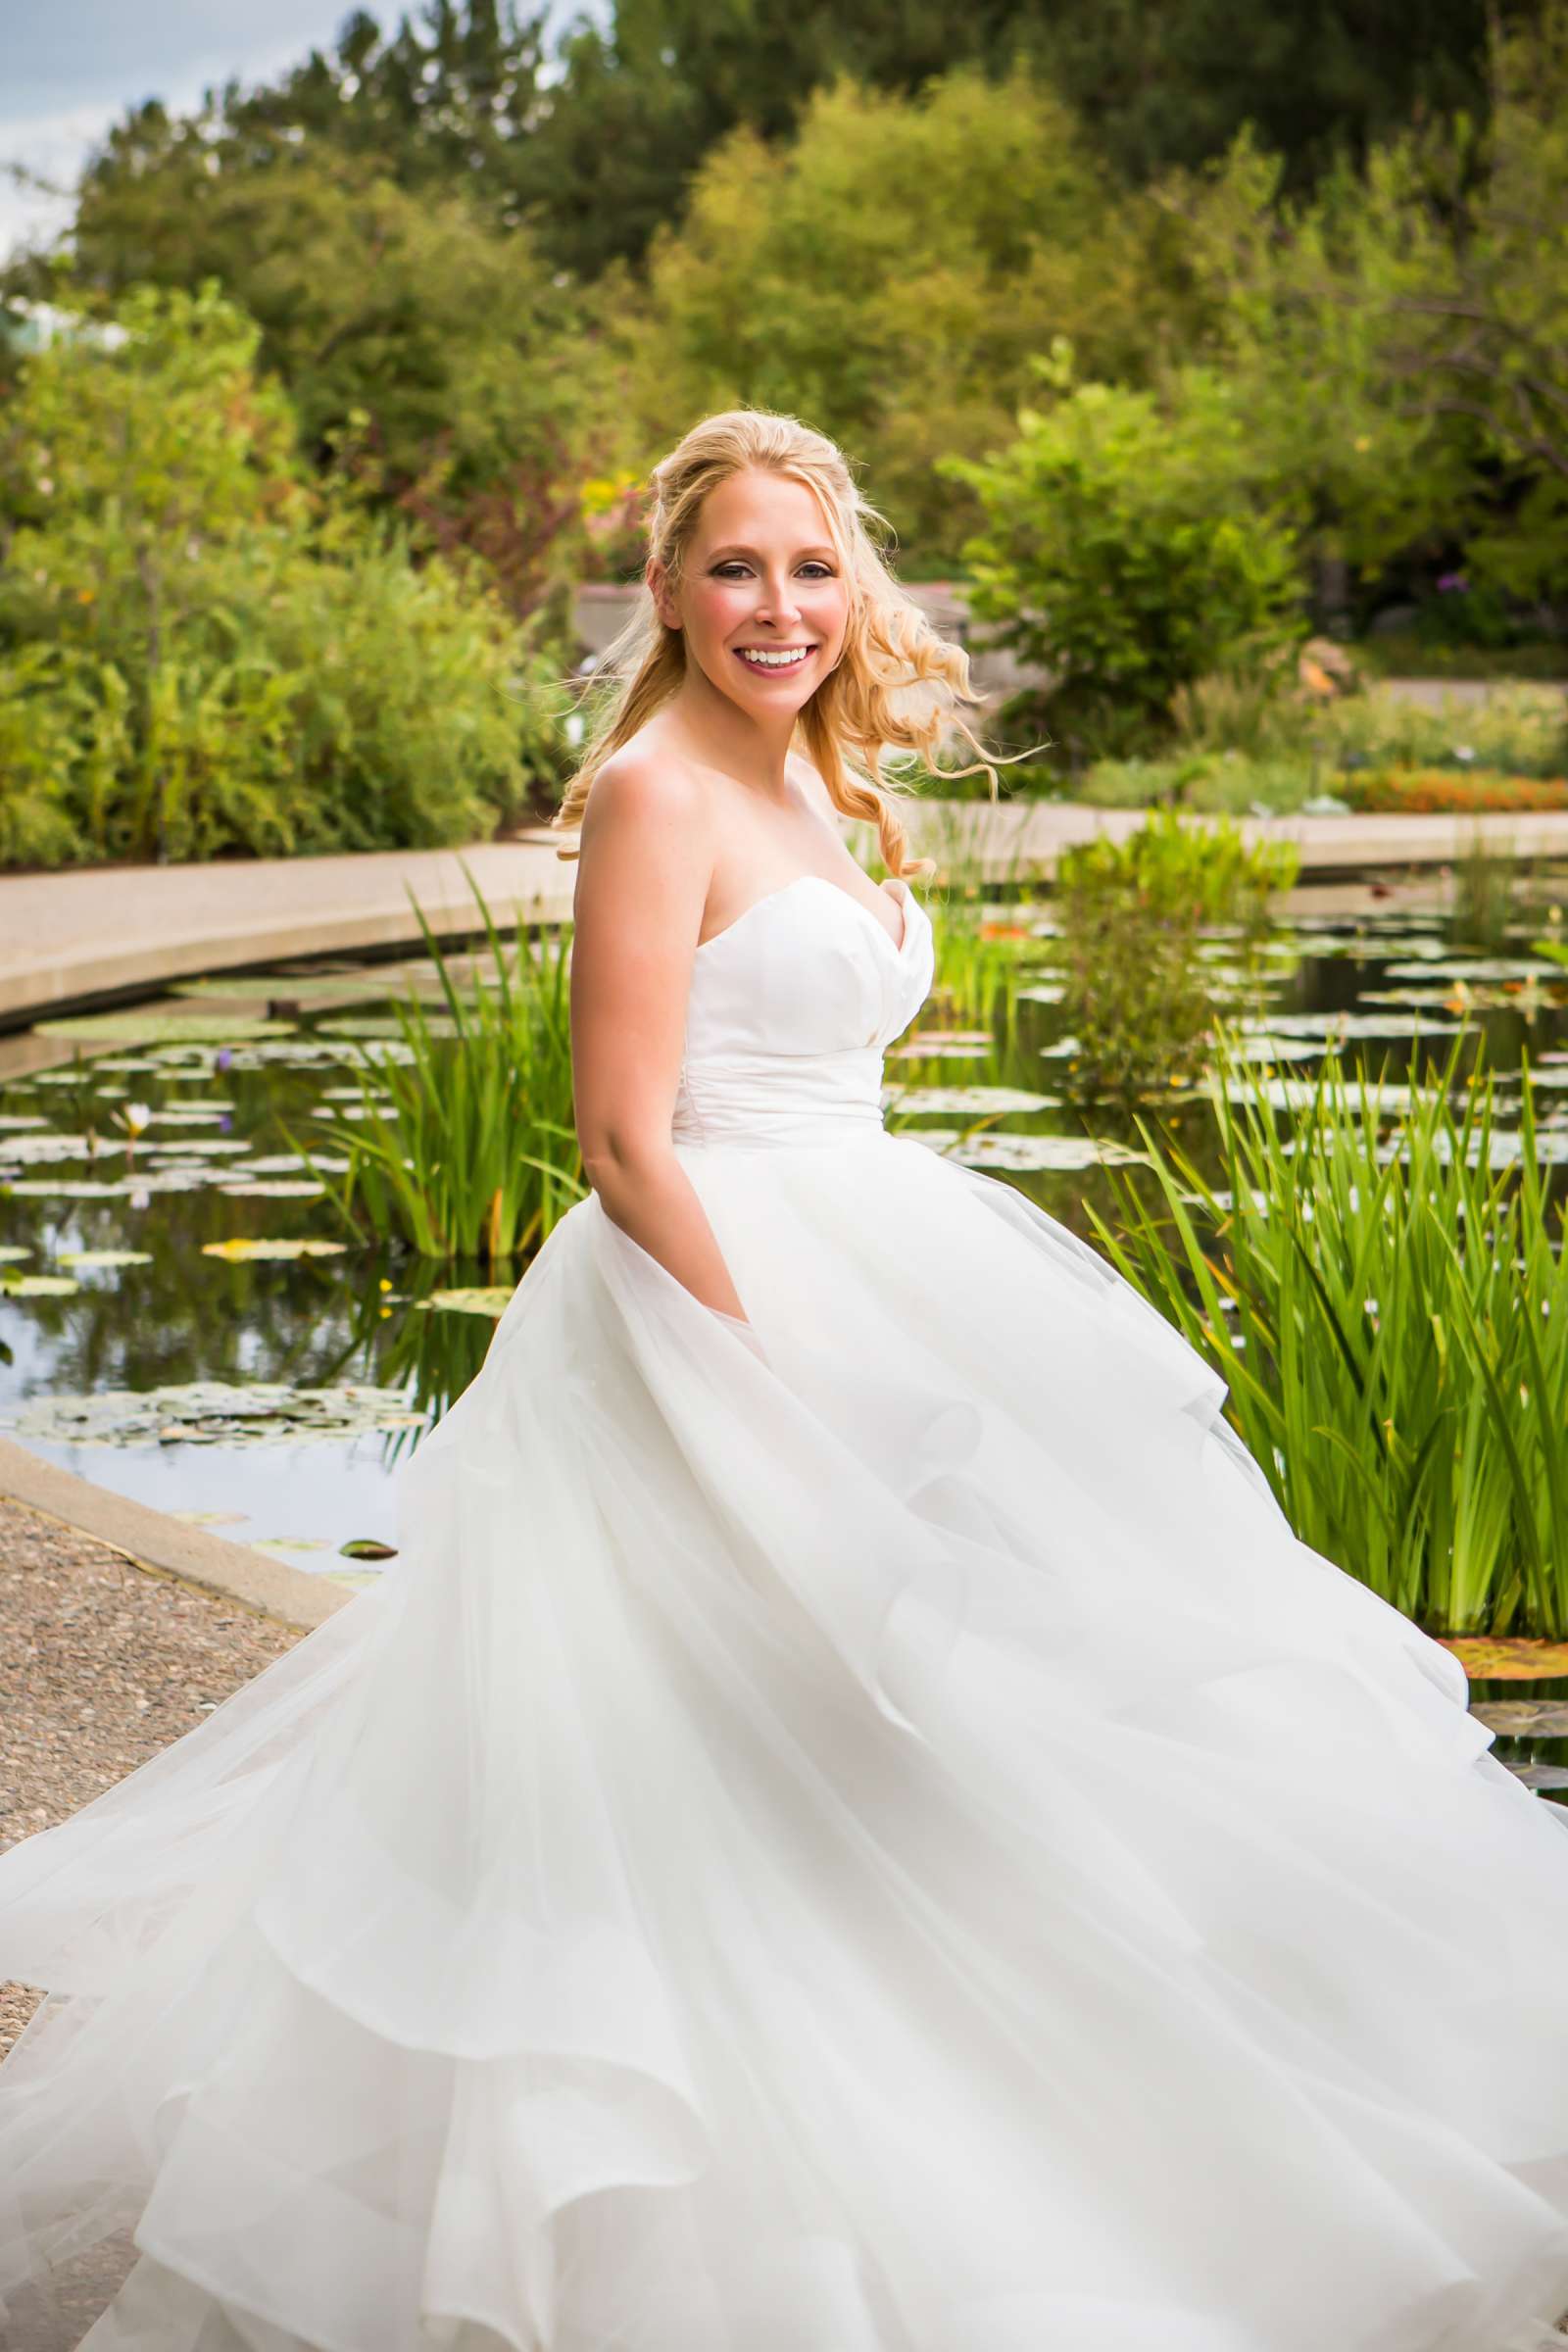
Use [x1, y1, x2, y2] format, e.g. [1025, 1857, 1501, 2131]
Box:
[568, 750, 750, 1321]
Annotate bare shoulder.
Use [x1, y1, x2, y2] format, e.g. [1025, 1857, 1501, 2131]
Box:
[580, 737, 712, 858]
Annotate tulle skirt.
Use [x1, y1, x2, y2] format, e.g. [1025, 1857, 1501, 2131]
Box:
[5, 1128, 1568, 2351]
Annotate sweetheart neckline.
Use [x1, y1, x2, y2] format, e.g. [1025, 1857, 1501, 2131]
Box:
[695, 872, 917, 960]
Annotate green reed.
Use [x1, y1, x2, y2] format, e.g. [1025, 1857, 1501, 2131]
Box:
[297, 868, 587, 1261]
[1088, 1024, 1568, 1638]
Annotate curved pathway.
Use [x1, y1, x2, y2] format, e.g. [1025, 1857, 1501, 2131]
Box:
[7, 805, 1568, 1030]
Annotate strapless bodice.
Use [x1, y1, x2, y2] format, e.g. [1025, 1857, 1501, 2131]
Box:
[671, 873, 935, 1150]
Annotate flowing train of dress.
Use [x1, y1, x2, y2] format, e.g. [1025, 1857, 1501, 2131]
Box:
[5, 870, 1568, 2352]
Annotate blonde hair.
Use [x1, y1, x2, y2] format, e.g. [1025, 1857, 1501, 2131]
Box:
[551, 409, 1004, 877]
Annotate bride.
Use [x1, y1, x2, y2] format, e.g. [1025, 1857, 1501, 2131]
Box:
[6, 407, 1568, 2352]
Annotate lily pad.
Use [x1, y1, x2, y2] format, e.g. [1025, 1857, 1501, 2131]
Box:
[418, 1287, 515, 1316]
[0, 1246, 32, 1263]
[0, 1114, 48, 1131]
[143, 1138, 253, 1158]
[201, 1237, 348, 1261]
[1015, 984, 1067, 1006]
[34, 1014, 298, 1044]
[56, 1250, 155, 1268]
[340, 1537, 399, 1560]
[0, 1272, 80, 1298]
[952, 1132, 1150, 1173]
[12, 1378, 419, 1448]
[1436, 1637, 1568, 1682]
[218, 1179, 327, 1200]
[319, 1015, 463, 1040]
[3, 1179, 134, 1199]
[882, 1086, 1062, 1116]
[888, 1035, 994, 1060]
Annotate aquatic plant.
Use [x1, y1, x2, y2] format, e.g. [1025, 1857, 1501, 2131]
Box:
[1051, 810, 1298, 1100]
[1091, 1024, 1568, 1639]
[298, 869, 587, 1261]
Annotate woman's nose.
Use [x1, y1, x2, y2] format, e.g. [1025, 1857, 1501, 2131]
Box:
[755, 575, 803, 626]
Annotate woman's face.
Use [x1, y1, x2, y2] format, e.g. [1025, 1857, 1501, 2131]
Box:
[654, 468, 851, 721]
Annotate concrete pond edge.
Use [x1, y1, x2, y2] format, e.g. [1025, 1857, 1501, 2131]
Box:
[0, 1436, 353, 1633]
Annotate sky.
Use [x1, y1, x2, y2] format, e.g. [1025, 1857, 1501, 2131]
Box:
[0, 1, 584, 264]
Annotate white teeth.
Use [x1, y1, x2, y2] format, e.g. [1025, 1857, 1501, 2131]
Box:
[738, 647, 811, 668]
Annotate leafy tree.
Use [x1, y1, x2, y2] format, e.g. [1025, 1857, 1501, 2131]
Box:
[28, 0, 1508, 290]
[605, 65, 1192, 560]
[1165, 4, 1568, 613]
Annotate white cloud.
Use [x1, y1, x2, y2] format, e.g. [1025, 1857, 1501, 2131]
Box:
[0, 102, 121, 263]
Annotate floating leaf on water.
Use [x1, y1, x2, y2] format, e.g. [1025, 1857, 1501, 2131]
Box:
[340, 1537, 399, 1559]
[13, 1378, 417, 1448]
[888, 1035, 993, 1061]
[0, 1272, 80, 1297]
[56, 1249, 155, 1268]
[0, 1115, 48, 1131]
[942, 1132, 1151, 1173]
[882, 1086, 1062, 1116]
[1436, 1637, 1568, 1682]
[1376, 1127, 1568, 1169]
[142, 1139, 253, 1158]
[4, 1133, 101, 1164]
[1037, 1036, 1083, 1059]
[1015, 984, 1067, 1005]
[236, 1152, 350, 1175]
[4, 1179, 132, 1199]
[318, 1015, 463, 1040]
[1221, 1036, 1324, 1064]
[218, 1179, 327, 1199]
[0, 1246, 32, 1263]
[1240, 1008, 1465, 1042]
[89, 1058, 164, 1074]
[251, 1536, 334, 1553]
[1382, 956, 1558, 983]
[418, 1287, 516, 1316]
[1205, 1075, 1434, 1113]
[34, 1014, 298, 1044]
[169, 1508, 250, 1527]
[201, 1237, 349, 1261]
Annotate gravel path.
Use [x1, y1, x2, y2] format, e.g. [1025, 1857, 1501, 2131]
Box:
[0, 1493, 299, 2060]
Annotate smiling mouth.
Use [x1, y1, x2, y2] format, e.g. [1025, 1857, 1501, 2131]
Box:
[734, 646, 816, 673]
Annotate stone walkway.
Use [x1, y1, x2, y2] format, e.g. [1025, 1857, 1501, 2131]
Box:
[8, 802, 1568, 1027]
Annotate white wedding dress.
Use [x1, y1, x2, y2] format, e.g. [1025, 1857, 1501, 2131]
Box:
[7, 868, 1568, 2352]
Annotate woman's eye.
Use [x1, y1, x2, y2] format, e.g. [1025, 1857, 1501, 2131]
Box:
[712, 562, 835, 580]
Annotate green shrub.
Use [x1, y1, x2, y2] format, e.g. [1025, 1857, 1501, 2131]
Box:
[944, 350, 1304, 760]
[1308, 683, 1568, 779]
[0, 285, 566, 866]
[1052, 809, 1298, 1096]
[0, 646, 129, 867]
[1079, 750, 1323, 814]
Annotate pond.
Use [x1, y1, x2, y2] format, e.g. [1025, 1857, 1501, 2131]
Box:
[4, 864, 1568, 1683]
